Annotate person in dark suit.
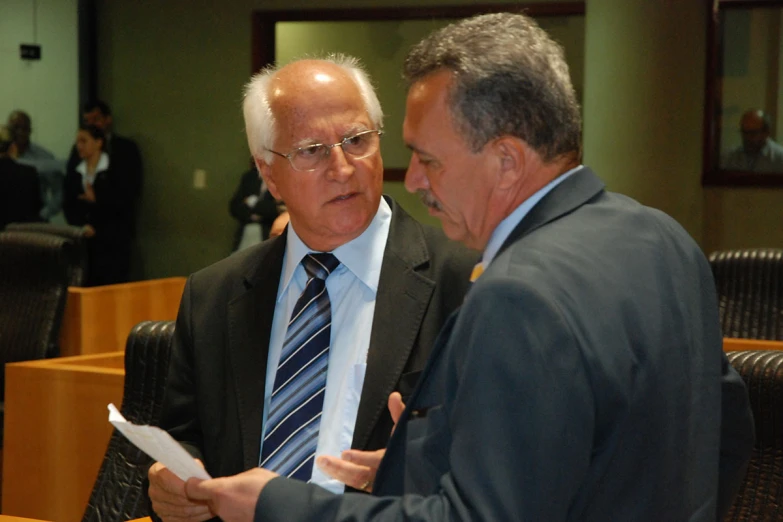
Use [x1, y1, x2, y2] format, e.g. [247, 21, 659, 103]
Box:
[185, 13, 755, 522]
[229, 161, 283, 250]
[67, 100, 143, 238]
[0, 124, 42, 229]
[63, 124, 136, 285]
[147, 56, 474, 521]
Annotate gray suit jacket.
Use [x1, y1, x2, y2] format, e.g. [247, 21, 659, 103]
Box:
[158, 196, 474, 481]
[255, 168, 754, 521]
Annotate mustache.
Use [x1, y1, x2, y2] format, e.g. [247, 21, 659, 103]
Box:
[416, 190, 442, 211]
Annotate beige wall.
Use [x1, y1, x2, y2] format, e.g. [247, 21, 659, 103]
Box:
[1, 0, 79, 158]
[93, 0, 783, 279]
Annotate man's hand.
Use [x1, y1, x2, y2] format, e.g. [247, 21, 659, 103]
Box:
[78, 182, 96, 203]
[316, 392, 406, 492]
[148, 461, 213, 522]
[185, 467, 279, 522]
[317, 449, 385, 492]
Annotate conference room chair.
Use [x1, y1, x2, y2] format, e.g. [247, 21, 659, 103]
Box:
[725, 350, 783, 522]
[82, 320, 175, 522]
[0, 230, 71, 446]
[5, 221, 89, 286]
[709, 248, 783, 340]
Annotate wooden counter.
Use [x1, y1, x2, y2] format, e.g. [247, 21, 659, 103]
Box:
[59, 277, 185, 357]
[2, 352, 125, 522]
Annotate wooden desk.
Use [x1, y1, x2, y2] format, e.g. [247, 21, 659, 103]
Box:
[2, 352, 125, 522]
[59, 277, 185, 357]
[723, 338, 783, 352]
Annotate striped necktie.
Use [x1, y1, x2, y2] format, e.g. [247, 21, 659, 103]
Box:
[260, 252, 340, 480]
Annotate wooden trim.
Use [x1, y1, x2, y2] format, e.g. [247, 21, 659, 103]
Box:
[723, 337, 783, 351]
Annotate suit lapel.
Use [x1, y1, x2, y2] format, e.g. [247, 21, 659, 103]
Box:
[497, 167, 605, 259]
[227, 235, 286, 470]
[351, 199, 436, 450]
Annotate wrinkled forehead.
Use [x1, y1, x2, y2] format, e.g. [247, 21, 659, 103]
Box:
[270, 70, 370, 142]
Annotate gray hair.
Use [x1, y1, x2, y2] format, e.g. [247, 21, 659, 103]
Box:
[243, 54, 384, 165]
[403, 12, 581, 162]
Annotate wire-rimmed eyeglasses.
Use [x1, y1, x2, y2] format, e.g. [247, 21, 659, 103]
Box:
[266, 129, 383, 172]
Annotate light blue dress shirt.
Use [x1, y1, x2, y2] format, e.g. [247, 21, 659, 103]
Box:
[262, 197, 392, 493]
[480, 165, 582, 269]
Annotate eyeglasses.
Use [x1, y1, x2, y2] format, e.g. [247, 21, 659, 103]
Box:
[266, 129, 383, 172]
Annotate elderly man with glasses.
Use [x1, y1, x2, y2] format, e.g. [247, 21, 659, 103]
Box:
[147, 55, 475, 521]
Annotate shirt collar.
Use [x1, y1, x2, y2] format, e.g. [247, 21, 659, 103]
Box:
[481, 164, 583, 268]
[76, 152, 110, 177]
[279, 197, 392, 301]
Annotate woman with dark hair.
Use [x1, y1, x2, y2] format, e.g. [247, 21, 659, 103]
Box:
[63, 124, 134, 286]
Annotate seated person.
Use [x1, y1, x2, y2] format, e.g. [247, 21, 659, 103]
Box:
[722, 109, 783, 172]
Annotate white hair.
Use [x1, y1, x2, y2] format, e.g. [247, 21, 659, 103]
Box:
[243, 54, 384, 165]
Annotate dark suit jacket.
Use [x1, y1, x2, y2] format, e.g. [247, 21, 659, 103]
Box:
[0, 157, 42, 229]
[256, 168, 755, 521]
[67, 134, 142, 235]
[229, 168, 280, 249]
[63, 155, 138, 285]
[158, 196, 474, 483]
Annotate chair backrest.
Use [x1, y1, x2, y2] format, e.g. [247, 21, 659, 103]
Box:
[724, 350, 783, 522]
[709, 248, 783, 340]
[82, 320, 175, 522]
[0, 231, 71, 397]
[5, 222, 89, 286]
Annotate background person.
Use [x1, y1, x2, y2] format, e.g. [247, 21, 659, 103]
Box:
[722, 108, 783, 172]
[0, 124, 42, 229]
[63, 124, 136, 285]
[7, 110, 65, 221]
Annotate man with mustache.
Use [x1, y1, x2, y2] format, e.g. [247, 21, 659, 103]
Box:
[183, 12, 754, 522]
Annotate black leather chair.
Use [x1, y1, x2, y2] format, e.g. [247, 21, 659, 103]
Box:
[82, 320, 175, 522]
[725, 350, 783, 521]
[5, 222, 89, 286]
[709, 249, 783, 340]
[0, 231, 72, 445]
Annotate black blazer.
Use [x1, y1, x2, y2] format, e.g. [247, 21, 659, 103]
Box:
[0, 157, 42, 229]
[158, 196, 475, 481]
[67, 134, 142, 235]
[229, 168, 280, 249]
[255, 168, 755, 522]
[62, 156, 136, 243]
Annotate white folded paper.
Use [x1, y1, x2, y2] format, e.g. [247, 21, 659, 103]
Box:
[107, 403, 211, 481]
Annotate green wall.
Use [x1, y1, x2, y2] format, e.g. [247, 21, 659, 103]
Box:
[94, 0, 783, 280]
[96, 0, 575, 277]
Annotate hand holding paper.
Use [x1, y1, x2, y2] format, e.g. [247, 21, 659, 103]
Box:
[107, 403, 211, 481]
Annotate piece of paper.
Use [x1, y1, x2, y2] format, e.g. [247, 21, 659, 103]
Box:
[108, 403, 211, 481]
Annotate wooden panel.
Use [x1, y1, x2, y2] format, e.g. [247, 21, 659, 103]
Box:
[723, 337, 783, 352]
[59, 277, 185, 357]
[2, 353, 125, 522]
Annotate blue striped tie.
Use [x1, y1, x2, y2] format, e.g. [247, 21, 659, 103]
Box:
[260, 252, 340, 481]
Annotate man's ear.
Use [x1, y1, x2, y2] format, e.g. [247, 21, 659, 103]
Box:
[255, 156, 282, 200]
[492, 137, 527, 190]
